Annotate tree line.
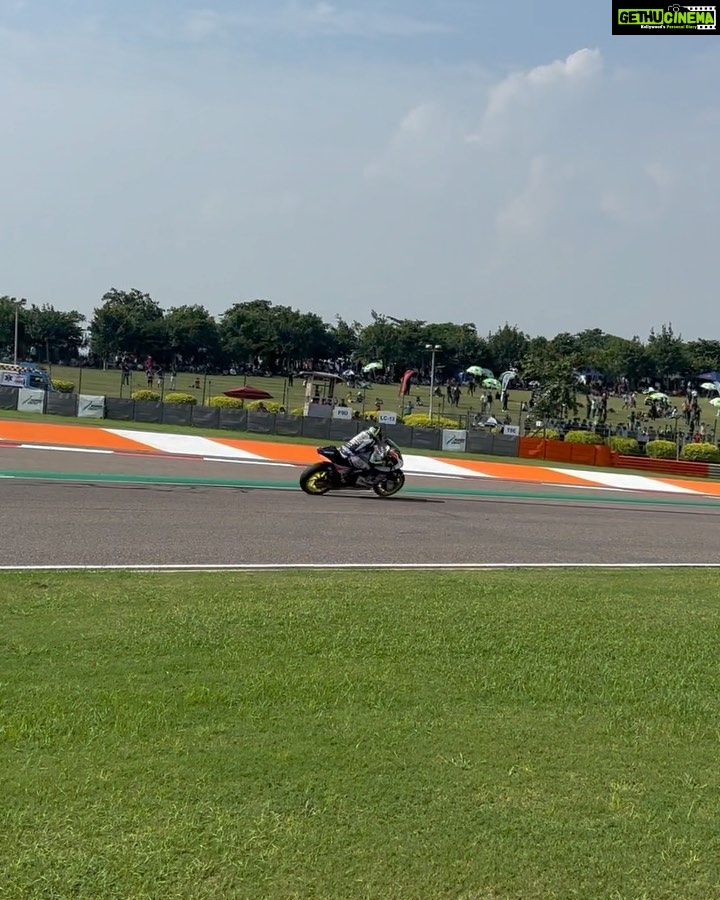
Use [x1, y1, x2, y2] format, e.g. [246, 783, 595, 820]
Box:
[2, 290, 718, 388]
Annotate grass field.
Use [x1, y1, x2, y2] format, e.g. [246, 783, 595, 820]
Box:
[42, 365, 720, 434]
[3, 570, 720, 899]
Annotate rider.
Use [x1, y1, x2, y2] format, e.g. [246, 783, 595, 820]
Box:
[338, 424, 385, 475]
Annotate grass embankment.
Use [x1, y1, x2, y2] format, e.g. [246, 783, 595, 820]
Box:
[41, 365, 720, 434]
[2, 570, 720, 899]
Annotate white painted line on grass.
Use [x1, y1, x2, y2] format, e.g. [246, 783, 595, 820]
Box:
[1, 563, 719, 571]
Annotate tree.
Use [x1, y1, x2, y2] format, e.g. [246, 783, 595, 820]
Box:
[165, 305, 220, 368]
[602, 336, 650, 384]
[220, 299, 277, 366]
[646, 323, 690, 386]
[328, 317, 360, 360]
[548, 332, 582, 363]
[485, 324, 529, 373]
[0, 296, 27, 359]
[90, 288, 165, 363]
[24, 303, 85, 363]
[686, 339, 720, 376]
[355, 312, 398, 368]
[273, 306, 333, 369]
[522, 349, 579, 421]
[219, 299, 333, 370]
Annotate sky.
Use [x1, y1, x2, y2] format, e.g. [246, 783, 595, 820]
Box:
[0, 0, 718, 340]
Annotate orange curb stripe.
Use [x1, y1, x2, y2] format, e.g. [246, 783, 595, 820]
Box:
[659, 477, 720, 495]
[0, 421, 153, 452]
[209, 438, 320, 464]
[448, 458, 602, 486]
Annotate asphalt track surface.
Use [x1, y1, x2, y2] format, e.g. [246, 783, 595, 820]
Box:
[2, 446, 720, 566]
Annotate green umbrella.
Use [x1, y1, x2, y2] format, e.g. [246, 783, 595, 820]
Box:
[483, 377, 501, 390]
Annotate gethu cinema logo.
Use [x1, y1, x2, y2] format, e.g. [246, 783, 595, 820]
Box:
[617, 6, 716, 26]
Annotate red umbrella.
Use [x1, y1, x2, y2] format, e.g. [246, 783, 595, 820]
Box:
[223, 386, 274, 400]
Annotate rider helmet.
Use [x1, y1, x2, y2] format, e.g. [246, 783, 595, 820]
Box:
[367, 425, 382, 441]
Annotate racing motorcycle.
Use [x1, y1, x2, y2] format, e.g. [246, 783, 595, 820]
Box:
[299, 439, 405, 498]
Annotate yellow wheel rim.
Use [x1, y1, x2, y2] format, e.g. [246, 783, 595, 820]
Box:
[306, 472, 328, 493]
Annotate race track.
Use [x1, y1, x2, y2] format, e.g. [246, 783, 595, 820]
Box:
[2, 447, 719, 566]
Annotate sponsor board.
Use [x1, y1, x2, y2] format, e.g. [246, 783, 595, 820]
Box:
[442, 429, 467, 452]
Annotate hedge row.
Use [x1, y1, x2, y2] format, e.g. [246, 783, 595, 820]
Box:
[525, 432, 720, 462]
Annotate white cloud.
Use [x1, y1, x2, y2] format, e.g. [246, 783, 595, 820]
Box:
[495, 156, 555, 237]
[466, 48, 603, 147]
[363, 102, 462, 185]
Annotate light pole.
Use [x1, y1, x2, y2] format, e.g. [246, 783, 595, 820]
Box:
[12, 298, 27, 364]
[426, 343, 441, 420]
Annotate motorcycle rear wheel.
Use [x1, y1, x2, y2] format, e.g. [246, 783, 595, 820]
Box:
[372, 471, 405, 498]
[299, 463, 334, 495]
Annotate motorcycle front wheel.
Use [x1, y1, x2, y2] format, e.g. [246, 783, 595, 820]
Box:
[299, 463, 334, 495]
[372, 471, 405, 498]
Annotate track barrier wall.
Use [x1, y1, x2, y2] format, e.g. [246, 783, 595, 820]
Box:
[518, 437, 613, 467]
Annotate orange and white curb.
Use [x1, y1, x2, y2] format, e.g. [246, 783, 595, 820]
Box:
[0, 420, 719, 497]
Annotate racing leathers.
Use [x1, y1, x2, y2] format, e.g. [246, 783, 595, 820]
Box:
[338, 426, 384, 472]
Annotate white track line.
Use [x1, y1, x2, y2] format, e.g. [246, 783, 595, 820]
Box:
[19, 444, 114, 454]
[201, 457, 295, 468]
[1, 563, 719, 571]
[546, 484, 633, 492]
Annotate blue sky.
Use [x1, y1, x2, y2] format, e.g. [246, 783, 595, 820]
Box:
[0, 0, 718, 339]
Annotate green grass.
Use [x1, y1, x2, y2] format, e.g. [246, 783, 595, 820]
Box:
[2, 570, 720, 899]
[43, 364, 720, 434]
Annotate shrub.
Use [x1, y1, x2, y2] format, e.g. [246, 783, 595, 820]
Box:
[526, 428, 560, 440]
[646, 439, 676, 459]
[607, 436, 640, 456]
[564, 430, 604, 445]
[403, 413, 459, 430]
[52, 379, 74, 393]
[290, 407, 304, 416]
[164, 392, 197, 405]
[208, 396, 244, 409]
[131, 389, 161, 402]
[247, 400, 283, 413]
[681, 442, 720, 463]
